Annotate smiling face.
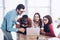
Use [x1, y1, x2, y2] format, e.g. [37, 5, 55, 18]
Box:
[43, 17, 49, 24]
[22, 18, 28, 25]
[17, 8, 25, 15]
[21, 15, 28, 25]
[34, 14, 40, 22]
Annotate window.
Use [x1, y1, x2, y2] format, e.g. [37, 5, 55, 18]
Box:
[0, 0, 3, 27]
[27, 0, 51, 19]
[4, 0, 25, 15]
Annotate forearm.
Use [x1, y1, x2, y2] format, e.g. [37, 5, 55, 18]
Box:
[7, 27, 18, 32]
[45, 32, 55, 37]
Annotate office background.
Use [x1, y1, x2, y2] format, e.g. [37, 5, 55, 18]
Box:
[0, 0, 60, 40]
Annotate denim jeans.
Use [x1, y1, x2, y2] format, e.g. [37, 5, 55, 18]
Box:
[2, 29, 13, 40]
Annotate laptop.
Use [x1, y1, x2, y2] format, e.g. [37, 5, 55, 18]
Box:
[26, 27, 40, 36]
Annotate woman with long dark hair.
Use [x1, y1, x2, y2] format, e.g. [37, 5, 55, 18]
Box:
[33, 12, 42, 28]
[41, 15, 55, 37]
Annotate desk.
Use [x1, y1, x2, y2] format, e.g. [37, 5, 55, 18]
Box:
[19, 34, 53, 40]
[26, 35, 53, 40]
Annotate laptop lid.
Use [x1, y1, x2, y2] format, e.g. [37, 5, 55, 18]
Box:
[26, 27, 40, 36]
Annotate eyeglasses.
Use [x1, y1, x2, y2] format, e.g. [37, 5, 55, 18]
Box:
[43, 19, 48, 21]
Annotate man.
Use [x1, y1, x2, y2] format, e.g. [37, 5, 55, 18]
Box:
[1, 4, 25, 40]
[16, 15, 32, 40]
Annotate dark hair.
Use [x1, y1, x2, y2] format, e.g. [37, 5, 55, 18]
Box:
[43, 15, 52, 25]
[33, 12, 42, 28]
[16, 4, 25, 10]
[22, 15, 28, 19]
[21, 15, 28, 24]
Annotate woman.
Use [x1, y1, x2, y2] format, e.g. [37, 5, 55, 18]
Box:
[41, 15, 55, 37]
[33, 12, 42, 28]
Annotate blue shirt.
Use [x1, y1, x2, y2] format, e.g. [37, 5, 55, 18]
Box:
[1, 9, 18, 32]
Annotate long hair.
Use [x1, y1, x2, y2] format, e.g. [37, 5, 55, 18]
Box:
[43, 15, 52, 25]
[33, 12, 42, 28]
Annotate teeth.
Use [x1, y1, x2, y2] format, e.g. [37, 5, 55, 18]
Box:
[16, 22, 20, 24]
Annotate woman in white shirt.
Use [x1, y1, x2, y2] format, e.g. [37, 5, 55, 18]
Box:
[33, 12, 42, 28]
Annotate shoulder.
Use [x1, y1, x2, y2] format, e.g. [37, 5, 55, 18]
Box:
[6, 9, 16, 16]
[48, 24, 53, 28]
[28, 18, 32, 22]
[49, 24, 53, 26]
[28, 18, 32, 20]
[17, 18, 22, 22]
[6, 9, 17, 18]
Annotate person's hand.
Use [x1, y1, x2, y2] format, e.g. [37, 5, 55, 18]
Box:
[16, 23, 20, 28]
[40, 29, 45, 35]
[18, 28, 25, 33]
[41, 31, 46, 35]
[40, 28, 44, 33]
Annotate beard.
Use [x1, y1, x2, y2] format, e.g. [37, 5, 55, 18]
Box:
[17, 12, 22, 15]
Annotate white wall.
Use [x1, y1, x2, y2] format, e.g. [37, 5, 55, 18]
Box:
[0, 0, 3, 28]
[0, 0, 60, 40]
[52, 0, 60, 20]
[0, 0, 4, 39]
[4, 0, 25, 15]
[28, 0, 50, 19]
[51, 0, 60, 37]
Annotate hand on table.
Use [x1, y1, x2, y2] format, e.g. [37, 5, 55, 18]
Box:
[18, 28, 25, 33]
[40, 29, 46, 35]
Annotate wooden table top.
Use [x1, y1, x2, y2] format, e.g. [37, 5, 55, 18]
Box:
[18, 34, 57, 40]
